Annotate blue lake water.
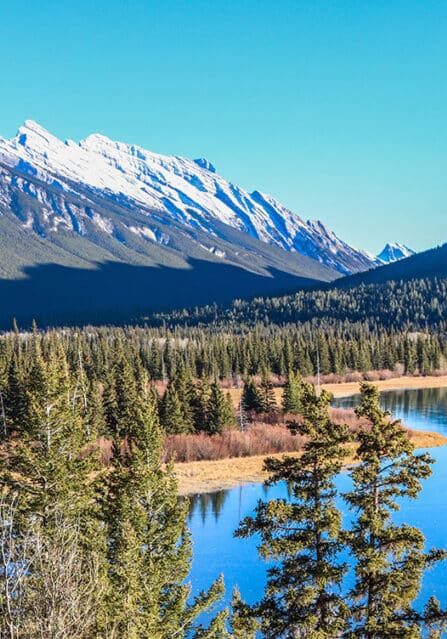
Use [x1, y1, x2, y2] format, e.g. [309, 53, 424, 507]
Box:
[187, 387, 447, 615]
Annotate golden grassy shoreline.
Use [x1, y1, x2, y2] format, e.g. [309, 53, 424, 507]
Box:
[323, 374, 447, 398]
[175, 375, 447, 496]
[175, 429, 447, 496]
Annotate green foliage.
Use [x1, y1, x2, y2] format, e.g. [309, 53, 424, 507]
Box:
[258, 372, 277, 414]
[1, 321, 446, 638]
[242, 377, 263, 413]
[229, 588, 259, 638]
[282, 370, 303, 413]
[0, 332, 227, 638]
[344, 383, 447, 638]
[236, 387, 352, 638]
[207, 381, 234, 434]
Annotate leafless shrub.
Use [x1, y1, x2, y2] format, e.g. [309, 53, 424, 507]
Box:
[163, 424, 306, 463]
[0, 496, 34, 639]
[163, 406, 371, 463]
[0, 498, 101, 639]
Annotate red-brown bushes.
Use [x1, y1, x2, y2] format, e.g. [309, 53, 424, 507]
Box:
[163, 424, 306, 463]
[164, 406, 364, 463]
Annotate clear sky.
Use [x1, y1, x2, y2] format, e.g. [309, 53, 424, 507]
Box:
[0, 0, 446, 253]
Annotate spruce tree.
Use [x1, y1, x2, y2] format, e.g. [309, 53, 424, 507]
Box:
[193, 379, 211, 431]
[229, 589, 259, 638]
[344, 383, 447, 639]
[242, 378, 263, 413]
[2, 343, 97, 530]
[0, 343, 105, 637]
[282, 370, 303, 414]
[258, 372, 276, 414]
[103, 382, 226, 638]
[160, 384, 189, 433]
[4, 355, 27, 436]
[236, 387, 351, 638]
[172, 363, 196, 431]
[206, 381, 234, 434]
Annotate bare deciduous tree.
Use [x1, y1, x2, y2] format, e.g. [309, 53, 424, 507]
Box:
[0, 496, 35, 639]
[0, 498, 102, 639]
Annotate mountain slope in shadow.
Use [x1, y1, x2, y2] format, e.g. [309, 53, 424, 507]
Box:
[0, 258, 323, 329]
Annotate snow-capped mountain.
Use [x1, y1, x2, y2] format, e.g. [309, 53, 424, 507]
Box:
[0, 120, 375, 276]
[377, 242, 415, 264]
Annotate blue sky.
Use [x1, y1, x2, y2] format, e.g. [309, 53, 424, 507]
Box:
[0, 0, 446, 253]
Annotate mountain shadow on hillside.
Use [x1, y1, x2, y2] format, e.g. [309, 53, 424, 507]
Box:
[0, 258, 322, 329]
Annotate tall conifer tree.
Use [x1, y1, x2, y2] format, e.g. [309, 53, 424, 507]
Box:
[236, 387, 351, 638]
[282, 370, 303, 414]
[344, 383, 447, 639]
[103, 379, 226, 638]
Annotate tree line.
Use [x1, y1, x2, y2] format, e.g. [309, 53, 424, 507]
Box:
[0, 334, 250, 638]
[1, 318, 446, 390]
[236, 383, 447, 638]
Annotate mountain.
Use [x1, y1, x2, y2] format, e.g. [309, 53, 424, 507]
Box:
[0, 120, 377, 326]
[336, 242, 447, 289]
[377, 242, 415, 264]
[0, 120, 375, 275]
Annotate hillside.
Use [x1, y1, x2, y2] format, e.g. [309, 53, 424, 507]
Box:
[148, 244, 447, 331]
[336, 242, 447, 288]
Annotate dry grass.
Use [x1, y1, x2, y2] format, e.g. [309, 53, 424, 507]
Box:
[165, 407, 368, 463]
[175, 427, 447, 496]
[164, 424, 306, 463]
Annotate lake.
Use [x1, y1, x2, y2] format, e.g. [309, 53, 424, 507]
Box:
[187, 387, 447, 616]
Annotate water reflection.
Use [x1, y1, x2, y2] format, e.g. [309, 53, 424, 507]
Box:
[187, 490, 230, 523]
[335, 387, 447, 436]
[188, 388, 447, 529]
[188, 387, 447, 621]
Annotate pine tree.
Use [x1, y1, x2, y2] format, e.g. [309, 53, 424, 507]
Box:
[236, 387, 351, 638]
[103, 370, 118, 436]
[160, 384, 189, 433]
[241, 378, 263, 413]
[2, 344, 97, 530]
[102, 381, 226, 638]
[0, 344, 105, 637]
[228, 588, 259, 638]
[192, 379, 211, 431]
[172, 363, 196, 431]
[114, 352, 142, 438]
[258, 372, 276, 414]
[282, 370, 303, 413]
[84, 379, 106, 440]
[4, 355, 27, 436]
[344, 383, 447, 639]
[206, 381, 234, 434]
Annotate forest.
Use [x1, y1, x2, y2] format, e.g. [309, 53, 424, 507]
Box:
[1, 326, 446, 636]
[149, 275, 447, 331]
[0, 272, 446, 636]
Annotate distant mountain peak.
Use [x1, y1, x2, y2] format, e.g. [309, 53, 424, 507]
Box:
[377, 242, 415, 264]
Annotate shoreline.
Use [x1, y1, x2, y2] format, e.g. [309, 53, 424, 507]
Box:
[175, 376, 447, 496]
[226, 375, 447, 407]
[175, 429, 447, 496]
[322, 374, 447, 398]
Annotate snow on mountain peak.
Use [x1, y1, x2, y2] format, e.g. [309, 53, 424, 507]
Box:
[194, 158, 216, 173]
[377, 242, 415, 264]
[0, 120, 377, 275]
